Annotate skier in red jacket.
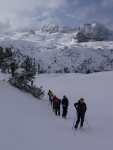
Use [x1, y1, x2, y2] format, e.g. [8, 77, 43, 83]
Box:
[52, 95, 58, 111]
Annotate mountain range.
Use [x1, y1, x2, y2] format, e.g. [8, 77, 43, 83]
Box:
[0, 22, 113, 74]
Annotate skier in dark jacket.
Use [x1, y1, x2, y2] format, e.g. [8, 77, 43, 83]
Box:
[74, 98, 87, 129]
[55, 99, 61, 116]
[62, 95, 69, 118]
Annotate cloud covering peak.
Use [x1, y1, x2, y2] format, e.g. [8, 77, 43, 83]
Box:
[0, 0, 113, 33]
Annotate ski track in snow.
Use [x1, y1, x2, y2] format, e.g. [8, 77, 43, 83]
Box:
[47, 104, 112, 150]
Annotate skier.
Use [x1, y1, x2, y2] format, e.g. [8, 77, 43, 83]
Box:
[51, 95, 58, 111]
[61, 95, 69, 118]
[55, 99, 61, 116]
[48, 89, 53, 105]
[74, 98, 87, 130]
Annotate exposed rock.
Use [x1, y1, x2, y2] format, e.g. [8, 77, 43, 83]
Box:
[28, 29, 36, 35]
[75, 22, 112, 42]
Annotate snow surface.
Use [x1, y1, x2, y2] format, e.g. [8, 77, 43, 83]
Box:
[0, 71, 113, 150]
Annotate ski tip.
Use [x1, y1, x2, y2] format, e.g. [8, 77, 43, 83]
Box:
[73, 127, 77, 131]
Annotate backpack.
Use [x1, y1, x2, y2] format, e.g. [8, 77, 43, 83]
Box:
[62, 98, 68, 107]
[56, 99, 61, 107]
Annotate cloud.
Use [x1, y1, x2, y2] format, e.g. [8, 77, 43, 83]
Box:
[0, 0, 67, 32]
[66, 3, 97, 21]
[0, 0, 113, 32]
[90, 16, 113, 30]
[101, 0, 113, 8]
[66, 13, 76, 19]
[0, 21, 11, 32]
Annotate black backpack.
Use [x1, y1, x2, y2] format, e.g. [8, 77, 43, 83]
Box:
[56, 99, 61, 106]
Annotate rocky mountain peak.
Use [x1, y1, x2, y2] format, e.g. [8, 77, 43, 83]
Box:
[41, 23, 78, 33]
[75, 22, 112, 42]
[28, 29, 36, 35]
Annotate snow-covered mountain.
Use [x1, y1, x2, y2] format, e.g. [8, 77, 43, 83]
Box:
[0, 22, 113, 74]
[41, 23, 78, 33]
[75, 22, 113, 42]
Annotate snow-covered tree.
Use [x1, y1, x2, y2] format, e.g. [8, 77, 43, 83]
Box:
[22, 56, 36, 82]
[9, 57, 45, 99]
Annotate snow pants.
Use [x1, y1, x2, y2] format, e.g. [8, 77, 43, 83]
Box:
[55, 106, 60, 116]
[74, 113, 85, 128]
[62, 106, 68, 117]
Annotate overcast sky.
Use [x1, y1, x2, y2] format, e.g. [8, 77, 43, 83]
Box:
[0, 0, 113, 33]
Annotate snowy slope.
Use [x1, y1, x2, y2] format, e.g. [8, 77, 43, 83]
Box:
[0, 71, 113, 150]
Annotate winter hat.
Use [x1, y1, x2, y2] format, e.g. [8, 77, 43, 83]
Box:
[80, 98, 84, 101]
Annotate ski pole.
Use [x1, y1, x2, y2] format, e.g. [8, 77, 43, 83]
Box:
[47, 94, 51, 106]
[48, 101, 50, 106]
[72, 114, 76, 130]
[85, 118, 91, 130]
[60, 107, 63, 116]
[67, 111, 71, 119]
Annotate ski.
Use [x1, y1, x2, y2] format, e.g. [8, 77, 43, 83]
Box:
[79, 128, 89, 133]
[72, 127, 89, 133]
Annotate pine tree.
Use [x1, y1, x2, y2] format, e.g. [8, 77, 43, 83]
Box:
[9, 56, 45, 99]
[10, 56, 36, 91]
[22, 56, 36, 82]
[31, 86, 45, 99]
